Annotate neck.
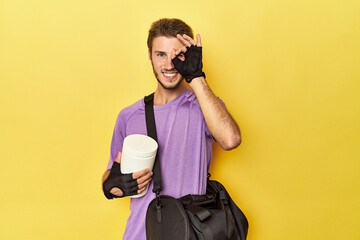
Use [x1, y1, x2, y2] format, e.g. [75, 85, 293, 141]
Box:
[154, 83, 186, 105]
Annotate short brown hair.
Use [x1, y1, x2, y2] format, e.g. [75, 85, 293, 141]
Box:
[147, 18, 194, 53]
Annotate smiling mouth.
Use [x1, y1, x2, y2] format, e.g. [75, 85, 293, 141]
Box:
[164, 72, 176, 77]
[163, 72, 178, 79]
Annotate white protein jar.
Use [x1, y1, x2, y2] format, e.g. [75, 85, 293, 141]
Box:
[121, 134, 158, 198]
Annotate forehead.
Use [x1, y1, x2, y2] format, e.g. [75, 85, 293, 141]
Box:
[151, 36, 185, 53]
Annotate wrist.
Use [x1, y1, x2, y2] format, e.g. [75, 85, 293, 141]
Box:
[188, 76, 207, 90]
[185, 72, 206, 83]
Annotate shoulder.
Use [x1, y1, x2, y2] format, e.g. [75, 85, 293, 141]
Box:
[182, 88, 199, 105]
[175, 88, 204, 117]
[116, 97, 145, 124]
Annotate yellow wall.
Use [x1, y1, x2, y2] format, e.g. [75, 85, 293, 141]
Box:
[1, 0, 359, 239]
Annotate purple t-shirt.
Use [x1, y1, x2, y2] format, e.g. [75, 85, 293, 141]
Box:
[107, 88, 214, 239]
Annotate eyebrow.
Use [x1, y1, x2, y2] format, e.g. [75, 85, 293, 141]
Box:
[153, 51, 166, 55]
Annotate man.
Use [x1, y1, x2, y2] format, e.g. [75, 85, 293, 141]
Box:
[102, 18, 241, 239]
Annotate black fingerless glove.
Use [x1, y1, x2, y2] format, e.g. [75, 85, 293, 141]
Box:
[172, 45, 206, 83]
[103, 162, 139, 199]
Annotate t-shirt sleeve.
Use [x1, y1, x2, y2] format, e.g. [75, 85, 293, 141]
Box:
[106, 111, 126, 170]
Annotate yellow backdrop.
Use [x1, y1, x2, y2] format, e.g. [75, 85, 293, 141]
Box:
[1, 0, 359, 239]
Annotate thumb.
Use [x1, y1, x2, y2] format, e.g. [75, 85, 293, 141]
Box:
[115, 151, 122, 163]
[196, 34, 202, 47]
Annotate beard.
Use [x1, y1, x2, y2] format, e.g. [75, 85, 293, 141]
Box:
[151, 64, 184, 90]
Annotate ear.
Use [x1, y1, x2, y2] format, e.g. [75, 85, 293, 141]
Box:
[148, 50, 152, 61]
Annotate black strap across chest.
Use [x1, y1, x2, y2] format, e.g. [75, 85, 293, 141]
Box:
[144, 93, 162, 194]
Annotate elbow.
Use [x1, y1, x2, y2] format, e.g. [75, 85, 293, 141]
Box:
[221, 134, 242, 151]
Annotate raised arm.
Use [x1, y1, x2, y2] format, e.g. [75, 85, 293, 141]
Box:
[190, 77, 241, 150]
[172, 34, 241, 150]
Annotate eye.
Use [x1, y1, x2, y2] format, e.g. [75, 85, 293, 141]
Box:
[157, 53, 165, 57]
[178, 53, 185, 60]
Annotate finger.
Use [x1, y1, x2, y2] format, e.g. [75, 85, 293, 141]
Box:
[137, 185, 148, 194]
[136, 171, 153, 185]
[114, 151, 122, 163]
[196, 34, 202, 47]
[132, 168, 151, 179]
[138, 177, 152, 189]
[175, 46, 187, 56]
[171, 55, 184, 67]
[175, 52, 185, 61]
[176, 34, 191, 47]
[182, 34, 197, 46]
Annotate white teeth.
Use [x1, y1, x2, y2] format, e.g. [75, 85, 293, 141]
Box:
[164, 73, 176, 77]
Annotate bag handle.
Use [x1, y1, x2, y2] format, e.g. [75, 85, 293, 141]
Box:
[144, 93, 162, 195]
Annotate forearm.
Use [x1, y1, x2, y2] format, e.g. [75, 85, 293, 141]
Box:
[172, 33, 241, 149]
[190, 77, 241, 150]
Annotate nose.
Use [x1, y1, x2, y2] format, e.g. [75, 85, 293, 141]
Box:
[165, 56, 174, 70]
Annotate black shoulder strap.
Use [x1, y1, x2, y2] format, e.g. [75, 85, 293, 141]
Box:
[144, 93, 162, 194]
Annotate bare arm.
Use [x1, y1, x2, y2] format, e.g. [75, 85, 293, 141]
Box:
[190, 77, 241, 150]
[174, 34, 241, 150]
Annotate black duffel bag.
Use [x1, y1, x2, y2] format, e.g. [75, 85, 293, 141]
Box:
[144, 93, 248, 240]
[146, 178, 248, 240]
